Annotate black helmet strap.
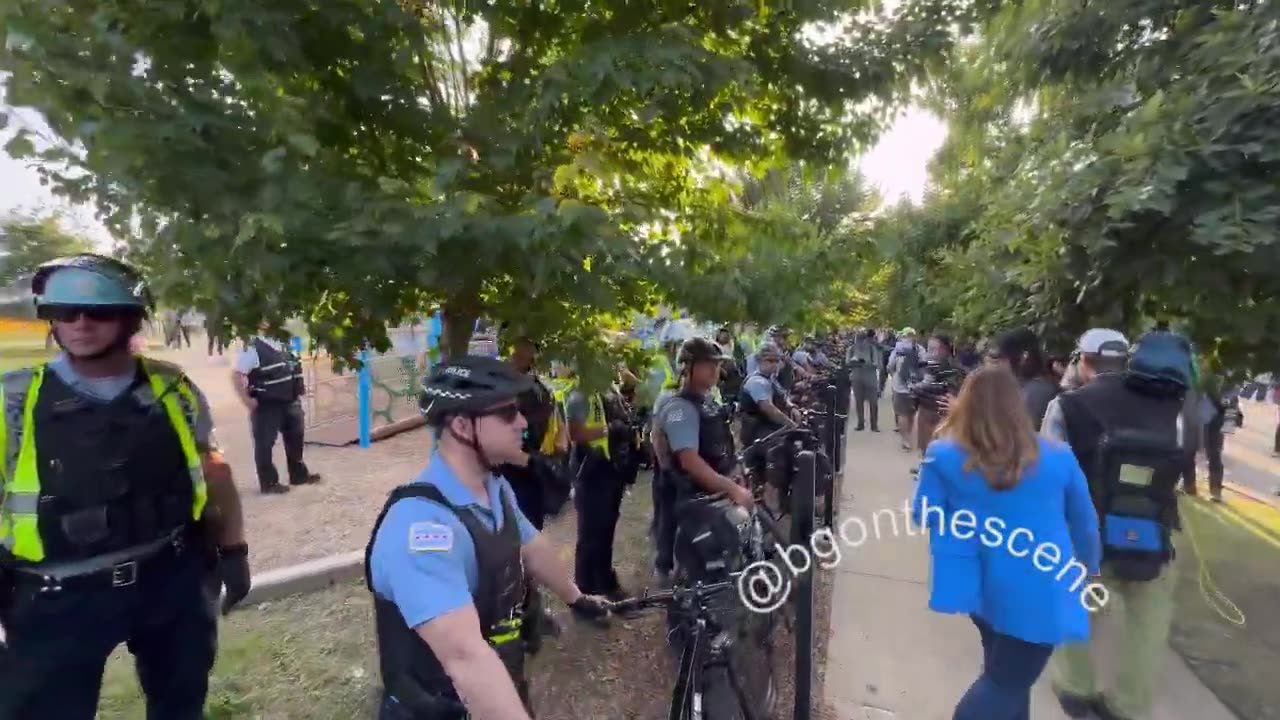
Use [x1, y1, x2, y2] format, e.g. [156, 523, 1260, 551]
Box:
[446, 413, 496, 473]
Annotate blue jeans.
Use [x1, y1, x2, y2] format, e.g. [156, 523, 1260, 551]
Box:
[953, 615, 1054, 720]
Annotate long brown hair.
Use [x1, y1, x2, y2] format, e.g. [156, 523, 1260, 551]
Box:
[936, 365, 1040, 490]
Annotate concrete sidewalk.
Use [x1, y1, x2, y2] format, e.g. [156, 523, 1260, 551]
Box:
[822, 396, 1238, 719]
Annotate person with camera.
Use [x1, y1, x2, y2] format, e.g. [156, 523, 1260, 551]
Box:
[909, 333, 963, 477]
[1040, 328, 1190, 720]
[847, 328, 884, 432]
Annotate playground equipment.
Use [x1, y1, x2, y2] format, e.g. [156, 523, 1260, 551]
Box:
[303, 313, 500, 447]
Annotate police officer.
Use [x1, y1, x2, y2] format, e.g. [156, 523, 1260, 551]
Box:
[738, 343, 798, 454]
[1041, 328, 1187, 720]
[232, 321, 320, 494]
[494, 336, 569, 651]
[656, 338, 751, 509]
[846, 329, 884, 432]
[0, 254, 251, 719]
[565, 376, 632, 599]
[365, 355, 611, 720]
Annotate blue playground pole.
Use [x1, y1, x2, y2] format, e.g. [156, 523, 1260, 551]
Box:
[290, 336, 303, 355]
[357, 348, 372, 448]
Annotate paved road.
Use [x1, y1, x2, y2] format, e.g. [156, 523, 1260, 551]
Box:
[822, 394, 1238, 720]
[1218, 399, 1279, 500]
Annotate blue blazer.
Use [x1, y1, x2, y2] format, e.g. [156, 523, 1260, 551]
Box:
[912, 436, 1102, 646]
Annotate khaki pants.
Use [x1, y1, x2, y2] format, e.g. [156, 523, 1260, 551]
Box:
[1051, 560, 1179, 719]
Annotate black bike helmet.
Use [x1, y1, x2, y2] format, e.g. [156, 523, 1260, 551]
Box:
[678, 337, 730, 366]
[418, 354, 533, 427]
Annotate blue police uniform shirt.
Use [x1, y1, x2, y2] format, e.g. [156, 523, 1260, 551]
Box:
[743, 373, 784, 404]
[656, 394, 702, 461]
[46, 352, 218, 451]
[370, 454, 538, 630]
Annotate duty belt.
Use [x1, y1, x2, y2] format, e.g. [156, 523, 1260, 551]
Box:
[8, 526, 190, 593]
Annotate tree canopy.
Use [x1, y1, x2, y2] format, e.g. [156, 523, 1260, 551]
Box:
[1, 0, 965, 373]
[866, 0, 1280, 374]
[0, 211, 94, 287]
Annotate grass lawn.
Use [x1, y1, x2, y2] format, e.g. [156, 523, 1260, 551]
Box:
[99, 477, 676, 719]
[1170, 493, 1280, 720]
[96, 475, 833, 719]
[0, 346, 54, 372]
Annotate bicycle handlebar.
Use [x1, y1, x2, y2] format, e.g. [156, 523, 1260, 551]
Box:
[610, 580, 738, 614]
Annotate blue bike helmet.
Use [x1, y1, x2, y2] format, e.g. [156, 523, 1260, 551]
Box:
[31, 254, 154, 314]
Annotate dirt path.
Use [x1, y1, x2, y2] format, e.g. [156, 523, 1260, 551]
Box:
[151, 344, 431, 572]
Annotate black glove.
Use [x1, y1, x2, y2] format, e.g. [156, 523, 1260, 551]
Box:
[569, 594, 612, 625]
[218, 543, 252, 615]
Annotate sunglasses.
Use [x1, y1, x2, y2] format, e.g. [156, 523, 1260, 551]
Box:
[476, 402, 522, 424]
[38, 306, 130, 323]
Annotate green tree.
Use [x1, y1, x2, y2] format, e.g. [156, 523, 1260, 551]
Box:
[870, 0, 1280, 371]
[0, 212, 94, 286]
[1, 0, 963, 372]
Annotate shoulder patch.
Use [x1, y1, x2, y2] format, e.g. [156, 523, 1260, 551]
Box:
[408, 521, 453, 552]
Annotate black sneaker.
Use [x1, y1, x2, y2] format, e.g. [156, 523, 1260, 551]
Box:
[854, 424, 865, 431]
[291, 473, 322, 485]
[870, 425, 880, 432]
[1055, 691, 1098, 719]
[261, 484, 290, 495]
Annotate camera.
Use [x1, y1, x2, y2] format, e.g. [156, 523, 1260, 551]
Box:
[912, 361, 966, 412]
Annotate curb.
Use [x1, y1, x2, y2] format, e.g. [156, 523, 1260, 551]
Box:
[234, 550, 364, 610]
[1224, 481, 1280, 510]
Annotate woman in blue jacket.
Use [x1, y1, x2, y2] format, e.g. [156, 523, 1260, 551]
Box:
[912, 366, 1102, 720]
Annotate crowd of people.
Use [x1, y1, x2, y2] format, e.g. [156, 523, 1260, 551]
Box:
[4, 250, 1277, 720]
[888, 322, 1263, 720]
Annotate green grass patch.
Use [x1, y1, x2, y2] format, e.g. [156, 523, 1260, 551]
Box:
[99, 583, 380, 720]
[1170, 495, 1280, 720]
[0, 346, 54, 372]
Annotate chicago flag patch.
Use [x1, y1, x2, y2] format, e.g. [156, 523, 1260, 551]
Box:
[408, 522, 453, 552]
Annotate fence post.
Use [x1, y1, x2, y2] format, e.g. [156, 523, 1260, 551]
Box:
[792, 448, 816, 720]
[358, 348, 372, 448]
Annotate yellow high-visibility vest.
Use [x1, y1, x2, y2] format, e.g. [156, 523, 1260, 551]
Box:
[537, 375, 566, 456]
[584, 392, 611, 459]
[0, 359, 208, 563]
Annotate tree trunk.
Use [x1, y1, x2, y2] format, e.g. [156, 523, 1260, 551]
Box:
[440, 302, 478, 360]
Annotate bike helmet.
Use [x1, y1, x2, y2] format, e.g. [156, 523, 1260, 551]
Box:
[418, 354, 534, 427]
[755, 342, 783, 361]
[32, 253, 154, 314]
[678, 337, 729, 366]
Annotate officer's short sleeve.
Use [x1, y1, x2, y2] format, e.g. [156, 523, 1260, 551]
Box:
[233, 346, 260, 374]
[498, 479, 538, 545]
[744, 375, 773, 403]
[661, 398, 700, 453]
[370, 499, 475, 629]
[186, 383, 219, 452]
[566, 390, 588, 425]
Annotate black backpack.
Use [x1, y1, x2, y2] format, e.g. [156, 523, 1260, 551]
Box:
[1096, 427, 1182, 581]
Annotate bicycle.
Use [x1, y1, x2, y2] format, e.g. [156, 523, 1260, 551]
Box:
[615, 575, 778, 720]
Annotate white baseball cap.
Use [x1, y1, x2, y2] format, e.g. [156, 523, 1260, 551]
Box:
[1077, 328, 1129, 357]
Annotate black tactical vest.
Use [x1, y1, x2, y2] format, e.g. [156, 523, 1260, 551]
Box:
[365, 483, 527, 718]
[25, 366, 194, 564]
[738, 373, 787, 449]
[670, 391, 736, 501]
[246, 338, 305, 404]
